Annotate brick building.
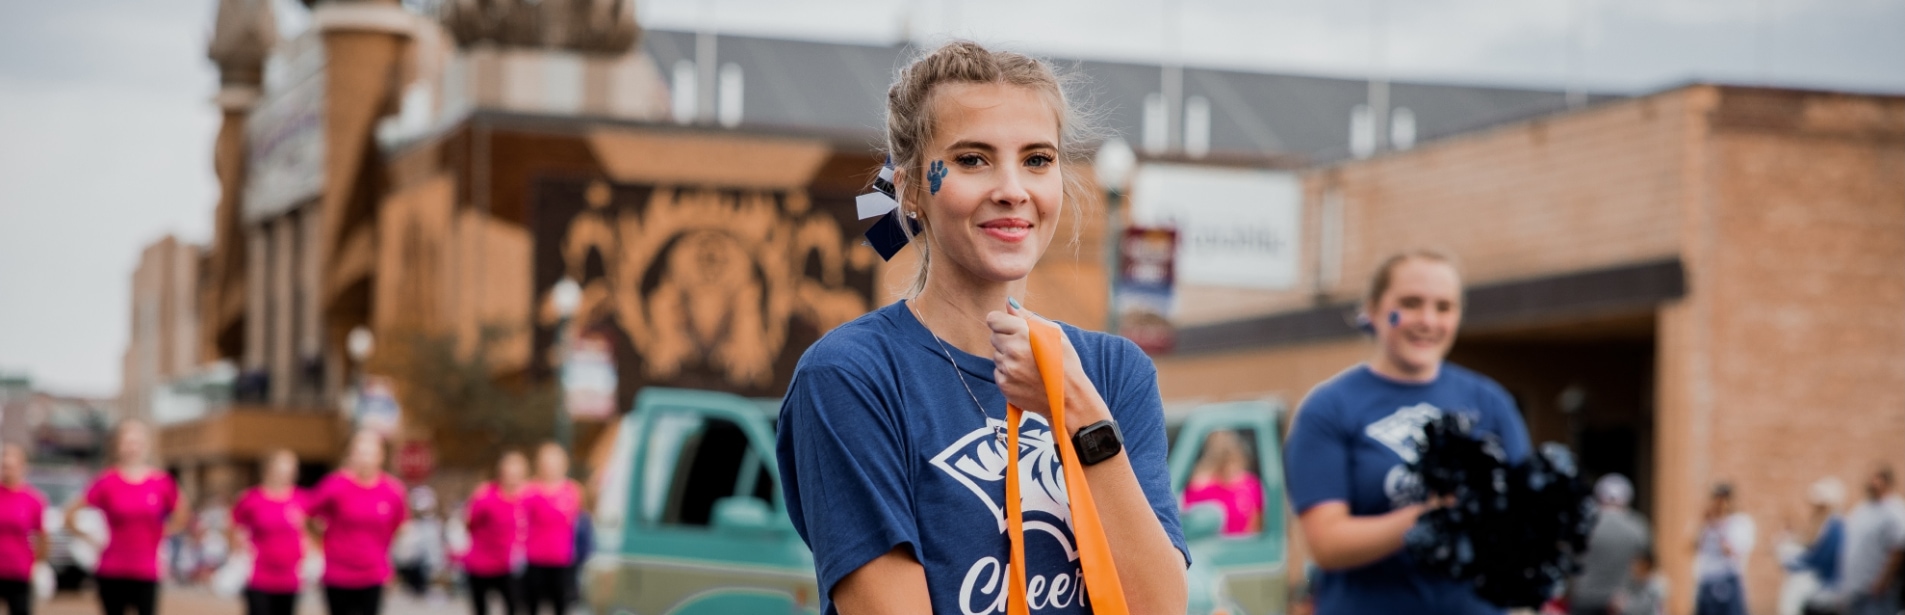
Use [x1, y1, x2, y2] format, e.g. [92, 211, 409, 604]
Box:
[180, 0, 900, 494]
[168, 7, 1901, 611]
[1151, 84, 1905, 613]
[120, 235, 203, 425]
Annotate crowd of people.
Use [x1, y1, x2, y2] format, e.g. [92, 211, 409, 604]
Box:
[1768, 466, 1905, 615]
[1550, 462, 1905, 615]
[0, 421, 592, 615]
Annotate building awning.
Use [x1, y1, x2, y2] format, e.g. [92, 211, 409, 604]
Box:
[157, 407, 345, 464]
[1172, 258, 1687, 355]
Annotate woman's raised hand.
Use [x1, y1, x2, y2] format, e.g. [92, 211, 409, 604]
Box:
[985, 299, 1083, 422]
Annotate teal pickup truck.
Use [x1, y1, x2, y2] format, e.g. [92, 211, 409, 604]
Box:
[1168, 401, 1290, 615]
[584, 388, 1288, 615]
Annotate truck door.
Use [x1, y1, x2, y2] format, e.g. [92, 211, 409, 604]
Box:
[612, 390, 817, 614]
[1169, 401, 1288, 615]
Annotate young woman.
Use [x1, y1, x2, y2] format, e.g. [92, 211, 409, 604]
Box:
[1284, 250, 1532, 614]
[1693, 483, 1755, 615]
[521, 443, 581, 615]
[1182, 430, 1264, 536]
[464, 451, 528, 615]
[66, 420, 181, 615]
[0, 447, 48, 614]
[774, 41, 1188, 615]
[309, 431, 406, 615]
[228, 450, 309, 615]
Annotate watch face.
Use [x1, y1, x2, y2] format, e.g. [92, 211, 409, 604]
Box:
[1081, 431, 1108, 458]
[1076, 421, 1123, 465]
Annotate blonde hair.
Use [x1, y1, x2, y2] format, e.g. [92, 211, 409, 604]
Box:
[883, 40, 1099, 296]
[1194, 430, 1249, 479]
[261, 448, 296, 470]
[496, 449, 527, 478]
[260, 449, 297, 484]
[112, 419, 151, 463]
[1364, 249, 1463, 310]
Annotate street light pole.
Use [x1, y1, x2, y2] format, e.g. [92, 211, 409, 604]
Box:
[549, 278, 582, 453]
[346, 326, 374, 425]
[1095, 138, 1138, 336]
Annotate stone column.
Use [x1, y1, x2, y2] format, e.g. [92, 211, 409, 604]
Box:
[312, 0, 413, 312]
[206, 0, 277, 367]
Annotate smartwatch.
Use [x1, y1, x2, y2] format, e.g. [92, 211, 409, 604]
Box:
[1071, 420, 1125, 466]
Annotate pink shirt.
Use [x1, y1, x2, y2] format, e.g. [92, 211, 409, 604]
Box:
[1183, 473, 1264, 536]
[0, 484, 46, 581]
[232, 487, 308, 593]
[84, 469, 177, 581]
[309, 472, 406, 589]
[462, 482, 524, 577]
[523, 480, 581, 567]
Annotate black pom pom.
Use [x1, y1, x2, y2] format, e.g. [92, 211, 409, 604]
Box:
[1404, 414, 1596, 608]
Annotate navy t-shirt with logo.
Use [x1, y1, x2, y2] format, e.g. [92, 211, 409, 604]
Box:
[1284, 364, 1531, 615]
[776, 300, 1187, 615]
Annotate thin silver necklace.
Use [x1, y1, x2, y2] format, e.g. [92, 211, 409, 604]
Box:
[910, 300, 1008, 446]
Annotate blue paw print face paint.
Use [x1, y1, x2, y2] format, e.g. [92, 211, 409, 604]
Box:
[928, 160, 947, 195]
[1389, 311, 1401, 327]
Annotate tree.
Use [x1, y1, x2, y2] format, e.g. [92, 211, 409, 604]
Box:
[368, 324, 558, 468]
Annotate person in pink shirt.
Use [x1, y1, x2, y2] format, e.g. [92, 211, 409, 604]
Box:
[309, 431, 406, 615]
[1181, 430, 1264, 536]
[228, 450, 309, 615]
[0, 446, 49, 615]
[521, 443, 583, 615]
[464, 451, 528, 615]
[65, 420, 181, 615]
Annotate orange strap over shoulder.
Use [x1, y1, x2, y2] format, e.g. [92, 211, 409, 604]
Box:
[1004, 319, 1129, 615]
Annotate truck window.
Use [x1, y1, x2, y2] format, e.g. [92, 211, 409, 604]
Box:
[1181, 427, 1267, 537]
[648, 413, 775, 527]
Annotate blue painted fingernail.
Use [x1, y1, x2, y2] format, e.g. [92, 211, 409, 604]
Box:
[1007, 296, 1022, 310]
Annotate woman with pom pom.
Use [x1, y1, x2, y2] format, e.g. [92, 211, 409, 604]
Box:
[1284, 250, 1532, 614]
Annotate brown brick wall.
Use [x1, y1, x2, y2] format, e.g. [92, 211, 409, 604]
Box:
[1160, 91, 1700, 381]
[1656, 87, 1905, 614]
[1313, 90, 1693, 302]
[1156, 85, 1905, 615]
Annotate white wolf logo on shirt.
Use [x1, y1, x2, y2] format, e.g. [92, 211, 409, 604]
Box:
[1366, 403, 1442, 509]
[930, 413, 1088, 613]
[928, 413, 1076, 560]
[1364, 402, 1443, 464]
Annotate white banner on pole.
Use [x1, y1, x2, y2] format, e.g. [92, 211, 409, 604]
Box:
[1129, 164, 1302, 290]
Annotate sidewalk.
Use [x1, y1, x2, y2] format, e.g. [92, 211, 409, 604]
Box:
[41, 585, 475, 615]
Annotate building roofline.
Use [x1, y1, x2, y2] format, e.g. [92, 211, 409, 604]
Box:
[1305, 81, 1905, 173]
[383, 107, 889, 159]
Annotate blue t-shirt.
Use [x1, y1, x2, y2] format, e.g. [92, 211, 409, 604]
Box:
[1791, 515, 1842, 586]
[1284, 363, 1531, 615]
[776, 300, 1187, 615]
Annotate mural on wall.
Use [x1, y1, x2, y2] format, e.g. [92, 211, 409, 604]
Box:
[533, 178, 879, 402]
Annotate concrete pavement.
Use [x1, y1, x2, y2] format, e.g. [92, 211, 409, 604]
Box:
[40, 586, 482, 615]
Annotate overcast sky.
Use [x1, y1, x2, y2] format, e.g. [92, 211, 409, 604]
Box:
[2, 0, 1901, 397]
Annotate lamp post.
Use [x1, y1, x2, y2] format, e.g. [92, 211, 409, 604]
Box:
[345, 326, 374, 422]
[1094, 138, 1137, 336]
[549, 278, 582, 453]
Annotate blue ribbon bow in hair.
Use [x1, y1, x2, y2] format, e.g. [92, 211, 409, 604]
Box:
[856, 157, 922, 261]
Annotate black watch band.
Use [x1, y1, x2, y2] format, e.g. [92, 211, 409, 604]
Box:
[1071, 420, 1124, 466]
